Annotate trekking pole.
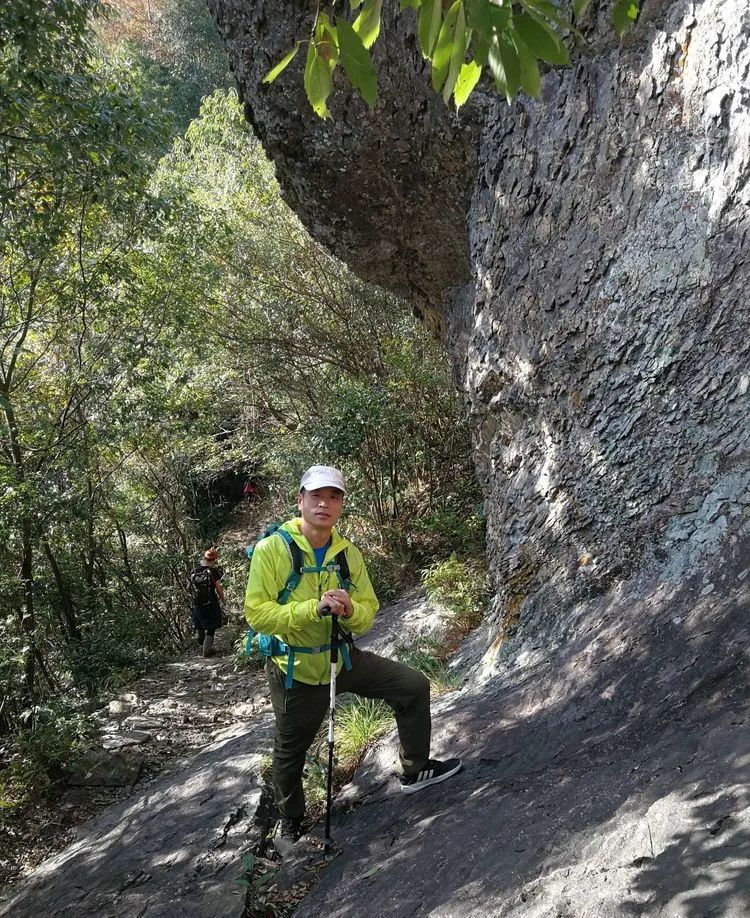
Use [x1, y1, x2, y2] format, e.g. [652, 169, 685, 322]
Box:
[324, 609, 339, 856]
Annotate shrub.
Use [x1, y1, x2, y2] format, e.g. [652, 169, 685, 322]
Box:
[302, 695, 392, 812]
[336, 696, 392, 766]
[395, 640, 458, 695]
[0, 701, 95, 814]
[422, 554, 490, 645]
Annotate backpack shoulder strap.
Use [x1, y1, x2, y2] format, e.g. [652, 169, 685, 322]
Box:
[334, 548, 351, 590]
[276, 529, 304, 603]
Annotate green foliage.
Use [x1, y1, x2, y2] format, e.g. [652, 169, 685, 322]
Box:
[153, 89, 480, 557]
[0, 0, 219, 752]
[422, 554, 490, 633]
[336, 696, 392, 764]
[0, 701, 95, 809]
[395, 639, 458, 694]
[264, 0, 642, 115]
[0, 2, 484, 804]
[96, 0, 232, 128]
[301, 695, 391, 810]
[159, 0, 232, 108]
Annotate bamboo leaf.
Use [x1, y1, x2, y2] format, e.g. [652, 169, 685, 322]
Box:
[431, 0, 462, 93]
[443, 4, 468, 104]
[511, 31, 541, 99]
[613, 0, 640, 35]
[317, 14, 340, 65]
[522, 0, 580, 37]
[488, 33, 520, 103]
[513, 13, 568, 66]
[304, 41, 334, 119]
[418, 0, 443, 58]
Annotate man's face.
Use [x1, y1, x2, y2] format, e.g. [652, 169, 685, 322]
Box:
[297, 487, 345, 530]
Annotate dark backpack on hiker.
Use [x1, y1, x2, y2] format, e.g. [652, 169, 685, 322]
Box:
[244, 524, 353, 687]
[189, 566, 215, 607]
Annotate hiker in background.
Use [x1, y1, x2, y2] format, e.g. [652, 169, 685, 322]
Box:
[243, 480, 259, 504]
[190, 547, 225, 657]
[244, 465, 462, 850]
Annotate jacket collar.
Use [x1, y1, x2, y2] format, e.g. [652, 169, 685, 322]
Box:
[283, 517, 347, 558]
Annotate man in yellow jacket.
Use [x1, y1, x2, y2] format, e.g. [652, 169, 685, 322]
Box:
[245, 465, 462, 847]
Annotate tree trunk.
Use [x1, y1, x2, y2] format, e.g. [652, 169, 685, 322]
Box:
[42, 540, 82, 643]
[19, 522, 36, 703]
[1, 391, 38, 703]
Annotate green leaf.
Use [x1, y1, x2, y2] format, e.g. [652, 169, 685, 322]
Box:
[513, 13, 568, 65]
[317, 13, 340, 64]
[443, 4, 468, 104]
[362, 864, 383, 879]
[573, 0, 593, 18]
[262, 43, 301, 84]
[613, 0, 640, 35]
[431, 0, 462, 93]
[511, 31, 541, 99]
[353, 0, 383, 50]
[338, 18, 378, 108]
[418, 0, 442, 58]
[488, 33, 520, 103]
[473, 34, 490, 66]
[522, 0, 579, 36]
[400, 0, 420, 9]
[304, 41, 334, 118]
[465, 0, 492, 35]
[454, 60, 482, 108]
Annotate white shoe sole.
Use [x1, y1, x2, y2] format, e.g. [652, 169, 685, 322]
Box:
[400, 761, 463, 795]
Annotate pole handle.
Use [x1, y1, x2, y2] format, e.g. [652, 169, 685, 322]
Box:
[330, 612, 339, 664]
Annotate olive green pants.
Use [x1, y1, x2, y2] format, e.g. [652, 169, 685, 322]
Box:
[266, 647, 431, 820]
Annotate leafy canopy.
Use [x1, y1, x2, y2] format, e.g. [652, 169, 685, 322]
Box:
[264, 0, 642, 117]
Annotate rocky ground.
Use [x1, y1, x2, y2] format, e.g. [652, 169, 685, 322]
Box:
[0, 627, 269, 894]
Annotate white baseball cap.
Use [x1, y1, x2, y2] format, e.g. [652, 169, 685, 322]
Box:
[299, 465, 347, 495]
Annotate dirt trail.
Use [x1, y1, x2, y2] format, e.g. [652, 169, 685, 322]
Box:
[0, 500, 272, 895]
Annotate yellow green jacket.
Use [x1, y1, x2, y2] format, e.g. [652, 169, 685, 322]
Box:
[244, 518, 379, 685]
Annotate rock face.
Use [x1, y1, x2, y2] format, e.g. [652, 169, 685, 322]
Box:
[299, 548, 749, 918]
[455, 0, 750, 659]
[0, 721, 273, 918]
[207, 0, 479, 327]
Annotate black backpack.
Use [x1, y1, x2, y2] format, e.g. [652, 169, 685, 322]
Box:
[189, 566, 215, 606]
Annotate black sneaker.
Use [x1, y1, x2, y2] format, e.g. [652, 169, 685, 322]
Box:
[400, 758, 462, 795]
[275, 817, 303, 842]
[272, 817, 303, 856]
